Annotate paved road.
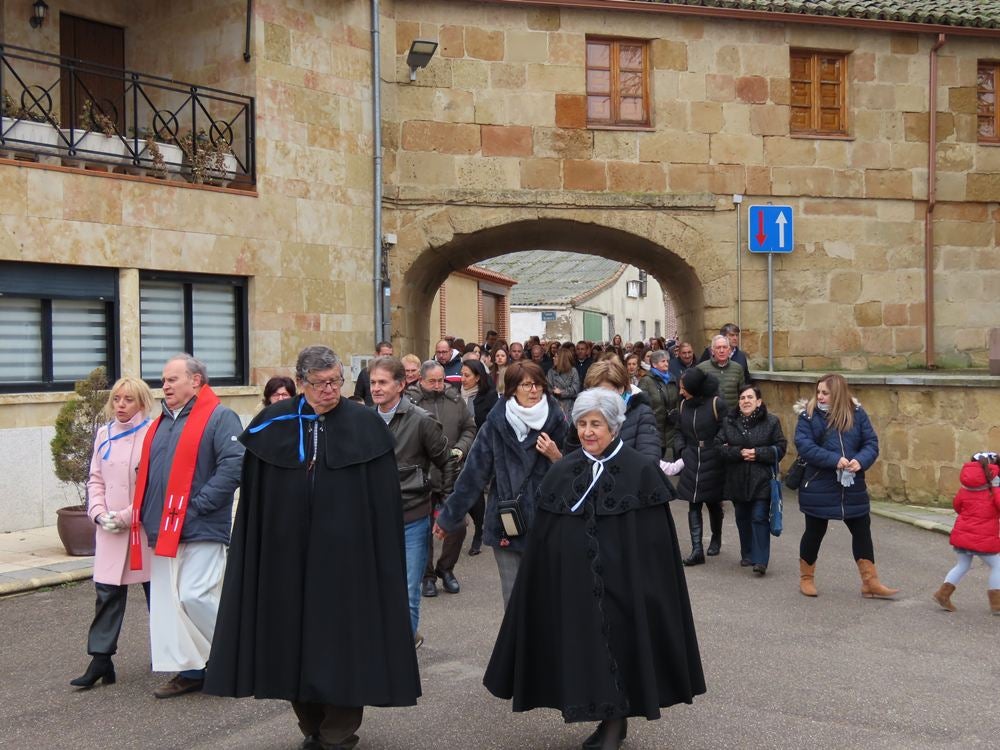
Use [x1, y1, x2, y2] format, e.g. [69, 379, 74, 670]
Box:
[2, 501, 996, 750]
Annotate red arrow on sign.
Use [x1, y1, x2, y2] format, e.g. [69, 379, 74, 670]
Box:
[755, 209, 767, 246]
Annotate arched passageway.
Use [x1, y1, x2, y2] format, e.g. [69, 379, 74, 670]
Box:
[394, 215, 714, 355]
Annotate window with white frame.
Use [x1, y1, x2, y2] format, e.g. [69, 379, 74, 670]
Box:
[0, 262, 116, 391]
[139, 272, 247, 385]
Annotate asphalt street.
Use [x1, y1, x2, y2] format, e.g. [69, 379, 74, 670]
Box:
[2, 500, 997, 750]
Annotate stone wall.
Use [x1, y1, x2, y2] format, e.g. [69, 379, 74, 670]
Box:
[381, 0, 1000, 369]
[759, 373, 1000, 506]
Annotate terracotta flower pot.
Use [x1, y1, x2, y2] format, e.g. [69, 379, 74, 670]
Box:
[56, 506, 96, 557]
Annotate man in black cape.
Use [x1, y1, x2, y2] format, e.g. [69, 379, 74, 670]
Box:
[204, 346, 420, 750]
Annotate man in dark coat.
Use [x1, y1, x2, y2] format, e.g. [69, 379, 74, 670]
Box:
[353, 340, 393, 406]
[204, 346, 420, 750]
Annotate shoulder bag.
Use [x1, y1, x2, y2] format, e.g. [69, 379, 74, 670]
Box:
[769, 460, 783, 537]
[785, 422, 833, 490]
[497, 455, 540, 538]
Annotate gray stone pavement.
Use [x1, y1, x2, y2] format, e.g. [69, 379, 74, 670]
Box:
[2, 499, 996, 750]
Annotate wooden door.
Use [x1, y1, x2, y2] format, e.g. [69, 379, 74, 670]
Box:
[60, 14, 125, 132]
[481, 292, 499, 343]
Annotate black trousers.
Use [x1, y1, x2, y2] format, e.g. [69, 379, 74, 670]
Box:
[291, 702, 363, 745]
[86, 581, 150, 656]
[424, 521, 465, 579]
[469, 494, 485, 542]
[799, 513, 874, 565]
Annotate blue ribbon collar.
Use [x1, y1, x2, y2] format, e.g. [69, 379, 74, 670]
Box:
[96, 418, 151, 460]
[248, 396, 319, 463]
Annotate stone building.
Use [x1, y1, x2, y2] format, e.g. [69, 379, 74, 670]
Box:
[1, 0, 999, 528]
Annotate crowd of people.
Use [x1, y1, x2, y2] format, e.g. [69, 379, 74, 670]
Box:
[66, 325, 1000, 750]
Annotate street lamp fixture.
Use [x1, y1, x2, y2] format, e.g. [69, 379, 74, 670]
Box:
[406, 40, 438, 81]
[29, 0, 48, 29]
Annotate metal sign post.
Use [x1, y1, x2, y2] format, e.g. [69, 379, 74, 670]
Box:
[748, 205, 794, 372]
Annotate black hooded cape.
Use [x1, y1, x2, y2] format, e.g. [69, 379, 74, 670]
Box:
[483, 439, 705, 722]
[203, 396, 420, 706]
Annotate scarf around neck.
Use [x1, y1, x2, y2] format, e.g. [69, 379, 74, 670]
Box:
[650, 367, 672, 385]
[505, 395, 549, 442]
[571, 438, 625, 512]
[461, 385, 477, 404]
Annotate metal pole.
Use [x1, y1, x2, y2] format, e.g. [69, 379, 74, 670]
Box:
[371, 0, 384, 348]
[767, 252, 774, 371]
[735, 200, 742, 342]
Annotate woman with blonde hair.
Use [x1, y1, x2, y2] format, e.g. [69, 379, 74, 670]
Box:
[70, 376, 155, 688]
[794, 373, 897, 599]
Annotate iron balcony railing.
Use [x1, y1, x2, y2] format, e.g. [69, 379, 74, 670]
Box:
[0, 43, 255, 186]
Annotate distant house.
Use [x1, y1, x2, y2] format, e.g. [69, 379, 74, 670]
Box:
[479, 251, 675, 344]
[429, 265, 517, 349]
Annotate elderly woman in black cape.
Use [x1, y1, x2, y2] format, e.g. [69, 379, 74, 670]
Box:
[484, 388, 705, 750]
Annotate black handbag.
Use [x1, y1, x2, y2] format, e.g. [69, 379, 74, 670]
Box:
[784, 423, 833, 490]
[497, 458, 539, 538]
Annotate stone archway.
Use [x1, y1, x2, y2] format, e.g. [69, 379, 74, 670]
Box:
[391, 206, 725, 356]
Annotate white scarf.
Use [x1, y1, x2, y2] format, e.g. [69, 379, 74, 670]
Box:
[571, 439, 625, 512]
[461, 385, 477, 404]
[505, 396, 549, 442]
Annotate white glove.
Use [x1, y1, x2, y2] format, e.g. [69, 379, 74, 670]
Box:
[450, 448, 464, 460]
[837, 468, 855, 488]
[659, 457, 684, 476]
[98, 511, 125, 533]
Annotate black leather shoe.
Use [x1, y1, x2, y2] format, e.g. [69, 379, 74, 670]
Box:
[421, 578, 438, 597]
[581, 718, 627, 749]
[440, 570, 460, 594]
[753, 563, 767, 576]
[468, 542, 482, 556]
[70, 655, 115, 688]
[683, 549, 705, 566]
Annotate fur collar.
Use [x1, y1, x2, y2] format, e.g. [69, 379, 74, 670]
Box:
[793, 397, 862, 417]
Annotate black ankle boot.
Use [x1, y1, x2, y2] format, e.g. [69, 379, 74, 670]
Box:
[683, 505, 705, 566]
[70, 655, 115, 688]
[706, 503, 724, 556]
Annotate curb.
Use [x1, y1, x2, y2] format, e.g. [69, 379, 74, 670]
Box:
[0, 567, 92, 597]
[870, 504, 954, 536]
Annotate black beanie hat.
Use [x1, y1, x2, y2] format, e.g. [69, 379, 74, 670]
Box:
[681, 366, 708, 397]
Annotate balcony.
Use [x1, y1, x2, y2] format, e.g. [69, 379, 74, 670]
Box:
[0, 42, 255, 187]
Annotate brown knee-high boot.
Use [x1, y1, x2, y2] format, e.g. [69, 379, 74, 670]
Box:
[799, 559, 817, 597]
[857, 559, 899, 599]
[932, 582, 956, 611]
[989, 589, 1000, 615]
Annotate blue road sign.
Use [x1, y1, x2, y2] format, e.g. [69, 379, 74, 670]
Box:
[748, 205, 794, 253]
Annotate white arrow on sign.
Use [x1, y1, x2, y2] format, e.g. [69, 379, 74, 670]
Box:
[775, 211, 788, 249]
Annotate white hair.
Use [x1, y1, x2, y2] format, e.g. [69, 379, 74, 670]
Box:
[711, 334, 730, 348]
[571, 388, 626, 433]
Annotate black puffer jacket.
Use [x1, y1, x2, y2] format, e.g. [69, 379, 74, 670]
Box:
[673, 395, 727, 504]
[563, 389, 661, 463]
[715, 406, 787, 503]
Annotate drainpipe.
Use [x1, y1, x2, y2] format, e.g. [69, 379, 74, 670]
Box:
[371, 0, 386, 348]
[925, 33, 946, 369]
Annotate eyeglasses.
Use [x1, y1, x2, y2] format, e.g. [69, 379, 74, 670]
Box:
[517, 382, 542, 391]
[305, 377, 344, 391]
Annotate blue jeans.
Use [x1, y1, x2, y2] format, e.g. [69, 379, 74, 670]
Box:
[735, 500, 770, 566]
[403, 517, 430, 634]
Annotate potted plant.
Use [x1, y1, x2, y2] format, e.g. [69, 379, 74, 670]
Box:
[50, 367, 108, 556]
[127, 125, 184, 178]
[1, 89, 61, 158]
[66, 99, 126, 167]
[178, 128, 236, 186]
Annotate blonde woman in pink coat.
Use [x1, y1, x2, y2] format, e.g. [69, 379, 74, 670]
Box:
[70, 377, 155, 689]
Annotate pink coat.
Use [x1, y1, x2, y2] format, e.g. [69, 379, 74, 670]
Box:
[87, 412, 152, 585]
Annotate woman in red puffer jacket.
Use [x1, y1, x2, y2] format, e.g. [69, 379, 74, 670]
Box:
[932, 452, 1000, 614]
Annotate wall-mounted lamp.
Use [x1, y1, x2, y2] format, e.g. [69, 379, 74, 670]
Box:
[29, 0, 48, 29]
[406, 40, 438, 82]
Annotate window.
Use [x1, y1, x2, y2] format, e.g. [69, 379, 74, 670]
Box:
[640, 320, 647, 340]
[0, 262, 116, 392]
[139, 272, 247, 385]
[586, 38, 650, 127]
[625, 318, 632, 341]
[790, 50, 848, 136]
[655, 320, 662, 338]
[978, 62, 999, 143]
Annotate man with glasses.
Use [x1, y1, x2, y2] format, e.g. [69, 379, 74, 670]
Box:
[370, 356, 451, 649]
[205, 345, 420, 749]
[409, 361, 477, 598]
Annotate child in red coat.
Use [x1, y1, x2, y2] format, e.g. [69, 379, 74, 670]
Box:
[933, 452, 1000, 614]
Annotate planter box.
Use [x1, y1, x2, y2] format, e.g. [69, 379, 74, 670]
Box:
[126, 139, 184, 178]
[1, 117, 61, 158]
[64, 130, 128, 167]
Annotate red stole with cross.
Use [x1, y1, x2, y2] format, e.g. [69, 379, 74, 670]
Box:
[129, 386, 221, 570]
